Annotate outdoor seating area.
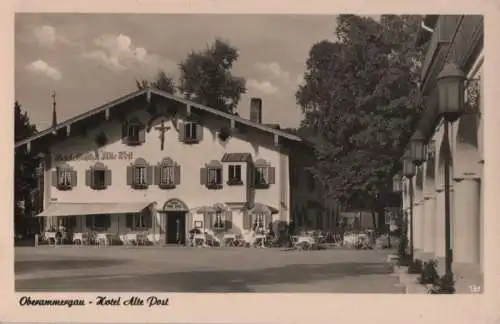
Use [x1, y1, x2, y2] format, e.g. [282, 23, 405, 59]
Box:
[35, 231, 157, 247]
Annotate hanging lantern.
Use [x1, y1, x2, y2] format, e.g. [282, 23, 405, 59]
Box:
[410, 130, 427, 166]
[392, 173, 402, 192]
[437, 62, 466, 122]
[402, 151, 416, 178]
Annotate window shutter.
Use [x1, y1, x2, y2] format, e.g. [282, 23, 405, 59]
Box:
[196, 124, 203, 141]
[178, 121, 185, 142]
[126, 165, 134, 186]
[71, 170, 77, 187]
[268, 166, 276, 184]
[85, 169, 92, 187]
[52, 170, 58, 187]
[126, 213, 133, 228]
[219, 167, 224, 184]
[85, 215, 93, 228]
[200, 167, 207, 185]
[243, 210, 250, 230]
[121, 121, 128, 144]
[105, 169, 112, 186]
[154, 166, 160, 185]
[225, 210, 233, 229]
[174, 164, 181, 185]
[146, 165, 154, 185]
[203, 212, 212, 230]
[138, 127, 146, 144]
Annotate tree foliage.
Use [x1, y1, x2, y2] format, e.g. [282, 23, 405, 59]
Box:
[296, 15, 425, 224]
[138, 39, 246, 114]
[178, 39, 246, 114]
[14, 101, 39, 233]
[136, 70, 176, 94]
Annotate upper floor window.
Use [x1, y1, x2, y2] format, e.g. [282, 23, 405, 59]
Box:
[86, 162, 111, 190]
[253, 159, 275, 189]
[122, 117, 146, 146]
[154, 157, 181, 189]
[127, 158, 153, 189]
[52, 164, 77, 191]
[227, 164, 243, 185]
[200, 160, 223, 190]
[179, 121, 203, 144]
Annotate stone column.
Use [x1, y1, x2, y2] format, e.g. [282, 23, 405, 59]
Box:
[413, 201, 424, 250]
[423, 195, 436, 255]
[435, 188, 446, 259]
[453, 178, 480, 265]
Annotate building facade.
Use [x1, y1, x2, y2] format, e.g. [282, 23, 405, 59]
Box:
[403, 15, 483, 292]
[16, 89, 314, 244]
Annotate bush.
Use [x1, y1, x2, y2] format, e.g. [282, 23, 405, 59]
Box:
[429, 273, 455, 294]
[418, 259, 439, 285]
[397, 254, 413, 267]
[408, 258, 423, 274]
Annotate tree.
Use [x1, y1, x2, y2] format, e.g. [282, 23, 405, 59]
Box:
[14, 101, 39, 235]
[296, 15, 425, 229]
[136, 70, 176, 94]
[178, 39, 246, 114]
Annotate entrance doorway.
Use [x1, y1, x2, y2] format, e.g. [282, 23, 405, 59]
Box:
[166, 211, 186, 244]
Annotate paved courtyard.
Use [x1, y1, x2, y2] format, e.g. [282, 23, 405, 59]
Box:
[15, 246, 404, 293]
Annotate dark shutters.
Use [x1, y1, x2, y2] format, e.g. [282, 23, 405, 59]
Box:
[174, 165, 181, 185]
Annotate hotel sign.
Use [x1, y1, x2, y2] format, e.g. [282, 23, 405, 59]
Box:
[54, 151, 134, 162]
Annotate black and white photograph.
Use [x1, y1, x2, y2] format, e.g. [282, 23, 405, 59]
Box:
[13, 12, 484, 296]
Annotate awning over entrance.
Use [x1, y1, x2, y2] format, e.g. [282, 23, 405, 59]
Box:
[36, 202, 153, 217]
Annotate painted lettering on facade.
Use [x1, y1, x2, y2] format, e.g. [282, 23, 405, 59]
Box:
[54, 151, 134, 162]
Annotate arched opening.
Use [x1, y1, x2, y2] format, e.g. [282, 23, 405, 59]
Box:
[455, 114, 480, 178]
[162, 198, 189, 245]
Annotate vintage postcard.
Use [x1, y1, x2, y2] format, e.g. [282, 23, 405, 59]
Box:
[2, 0, 499, 323]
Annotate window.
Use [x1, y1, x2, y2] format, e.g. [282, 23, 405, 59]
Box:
[227, 165, 243, 185]
[52, 165, 76, 190]
[179, 121, 203, 144]
[85, 214, 111, 230]
[213, 211, 225, 230]
[126, 212, 152, 230]
[128, 124, 140, 143]
[253, 159, 276, 189]
[127, 158, 152, 189]
[185, 122, 197, 141]
[155, 157, 180, 189]
[200, 161, 223, 189]
[86, 163, 111, 190]
[122, 118, 145, 146]
[208, 167, 222, 185]
[134, 166, 147, 186]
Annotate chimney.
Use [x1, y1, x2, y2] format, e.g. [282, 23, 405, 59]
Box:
[250, 98, 262, 123]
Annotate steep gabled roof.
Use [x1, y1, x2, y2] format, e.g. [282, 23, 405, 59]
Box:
[15, 88, 303, 151]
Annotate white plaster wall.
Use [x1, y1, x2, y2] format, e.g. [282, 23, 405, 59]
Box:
[45, 109, 290, 225]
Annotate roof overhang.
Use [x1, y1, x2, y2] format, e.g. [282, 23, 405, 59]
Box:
[15, 88, 303, 154]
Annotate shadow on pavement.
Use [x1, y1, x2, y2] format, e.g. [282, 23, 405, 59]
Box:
[16, 261, 397, 292]
[15, 259, 129, 274]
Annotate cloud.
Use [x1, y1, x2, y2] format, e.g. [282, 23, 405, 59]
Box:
[247, 79, 279, 95]
[81, 34, 176, 74]
[33, 25, 68, 47]
[255, 62, 291, 83]
[26, 60, 62, 80]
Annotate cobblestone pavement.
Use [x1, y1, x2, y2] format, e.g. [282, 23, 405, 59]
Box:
[15, 246, 404, 293]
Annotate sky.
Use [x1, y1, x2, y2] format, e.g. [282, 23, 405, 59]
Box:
[15, 14, 340, 131]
